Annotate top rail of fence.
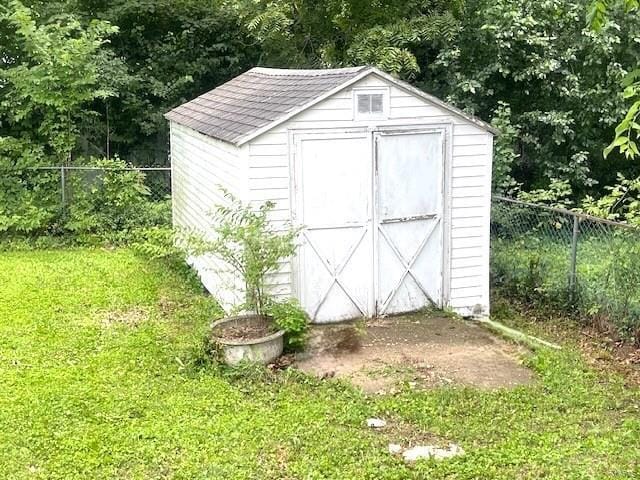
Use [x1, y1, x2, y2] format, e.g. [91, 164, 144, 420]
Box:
[494, 195, 638, 230]
[0, 166, 171, 172]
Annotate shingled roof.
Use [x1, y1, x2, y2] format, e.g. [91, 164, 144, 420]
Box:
[165, 66, 367, 145]
[165, 66, 497, 145]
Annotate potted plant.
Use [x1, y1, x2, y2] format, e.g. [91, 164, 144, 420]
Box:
[186, 190, 307, 365]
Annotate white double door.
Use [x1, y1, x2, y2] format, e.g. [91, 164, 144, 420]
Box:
[295, 129, 445, 322]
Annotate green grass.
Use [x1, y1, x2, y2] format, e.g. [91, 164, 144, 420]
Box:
[492, 231, 640, 338]
[1, 248, 639, 479]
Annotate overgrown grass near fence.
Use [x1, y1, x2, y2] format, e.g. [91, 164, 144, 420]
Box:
[491, 197, 640, 344]
[0, 159, 172, 243]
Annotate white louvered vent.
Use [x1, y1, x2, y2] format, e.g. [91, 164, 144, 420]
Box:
[354, 88, 388, 119]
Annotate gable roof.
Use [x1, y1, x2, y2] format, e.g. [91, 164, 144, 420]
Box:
[165, 66, 497, 145]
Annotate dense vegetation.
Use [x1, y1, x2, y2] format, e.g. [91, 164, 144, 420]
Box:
[1, 248, 639, 478]
[1, 1, 637, 180]
[0, 0, 639, 232]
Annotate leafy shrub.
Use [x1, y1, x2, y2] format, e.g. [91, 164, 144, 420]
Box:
[580, 174, 640, 225]
[265, 299, 309, 350]
[64, 157, 168, 236]
[0, 138, 61, 235]
[185, 190, 301, 315]
[131, 226, 181, 260]
[136, 196, 310, 350]
[0, 156, 171, 244]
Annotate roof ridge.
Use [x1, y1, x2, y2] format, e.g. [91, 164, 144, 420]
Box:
[249, 66, 369, 77]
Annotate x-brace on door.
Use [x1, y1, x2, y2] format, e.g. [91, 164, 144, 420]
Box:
[374, 130, 444, 316]
[294, 131, 374, 323]
[294, 128, 445, 322]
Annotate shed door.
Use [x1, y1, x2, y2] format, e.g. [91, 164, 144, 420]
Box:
[375, 131, 444, 315]
[296, 133, 373, 322]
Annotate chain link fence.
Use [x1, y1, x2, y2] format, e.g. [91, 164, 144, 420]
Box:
[32, 166, 172, 207]
[1, 166, 172, 237]
[491, 196, 640, 343]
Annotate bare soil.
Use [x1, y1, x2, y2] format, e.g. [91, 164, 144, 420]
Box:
[295, 313, 534, 393]
[215, 321, 276, 341]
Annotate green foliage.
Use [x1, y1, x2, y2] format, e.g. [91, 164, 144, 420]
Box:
[265, 298, 309, 350]
[0, 139, 60, 233]
[64, 157, 166, 237]
[131, 226, 182, 260]
[490, 102, 519, 193]
[432, 0, 640, 194]
[580, 174, 640, 224]
[588, 0, 640, 161]
[186, 191, 301, 315]
[0, 2, 157, 239]
[516, 179, 573, 209]
[492, 237, 572, 308]
[492, 204, 640, 343]
[235, 0, 462, 78]
[0, 157, 170, 240]
[1, 248, 640, 478]
[588, 0, 639, 33]
[62, 0, 257, 164]
[0, 1, 118, 161]
[603, 70, 640, 159]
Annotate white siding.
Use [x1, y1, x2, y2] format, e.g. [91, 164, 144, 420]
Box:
[243, 129, 294, 302]
[170, 122, 248, 311]
[247, 73, 493, 316]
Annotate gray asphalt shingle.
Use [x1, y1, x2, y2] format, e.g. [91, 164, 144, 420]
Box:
[165, 66, 368, 144]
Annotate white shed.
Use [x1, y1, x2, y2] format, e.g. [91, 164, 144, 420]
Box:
[165, 66, 496, 322]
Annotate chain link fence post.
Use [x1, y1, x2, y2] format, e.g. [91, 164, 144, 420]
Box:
[60, 165, 66, 213]
[568, 215, 579, 303]
[491, 195, 640, 344]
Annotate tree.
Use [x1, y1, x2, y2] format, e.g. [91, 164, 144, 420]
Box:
[233, 0, 462, 79]
[63, 0, 258, 165]
[431, 0, 640, 195]
[0, 1, 117, 233]
[0, 0, 118, 162]
[589, 0, 640, 159]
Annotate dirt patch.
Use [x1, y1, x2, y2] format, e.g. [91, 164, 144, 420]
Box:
[158, 295, 182, 317]
[295, 314, 534, 393]
[100, 307, 149, 328]
[217, 322, 276, 341]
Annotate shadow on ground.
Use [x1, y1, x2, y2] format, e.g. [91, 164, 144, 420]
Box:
[295, 313, 534, 393]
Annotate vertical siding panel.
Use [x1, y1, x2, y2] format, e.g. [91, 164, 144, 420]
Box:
[170, 122, 247, 311]
[248, 125, 293, 299]
[448, 122, 492, 316]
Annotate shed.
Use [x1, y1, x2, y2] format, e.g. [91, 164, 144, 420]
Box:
[165, 66, 496, 322]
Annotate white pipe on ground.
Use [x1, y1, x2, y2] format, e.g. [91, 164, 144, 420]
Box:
[478, 318, 562, 350]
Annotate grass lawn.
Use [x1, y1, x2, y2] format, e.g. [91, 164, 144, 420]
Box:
[491, 214, 640, 341]
[1, 248, 639, 479]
